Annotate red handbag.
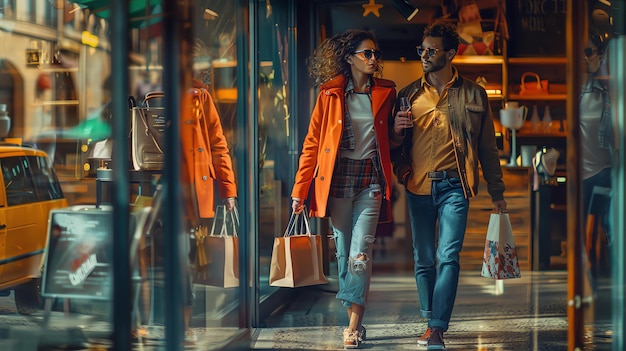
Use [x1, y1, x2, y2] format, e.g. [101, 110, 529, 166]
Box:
[520, 72, 549, 95]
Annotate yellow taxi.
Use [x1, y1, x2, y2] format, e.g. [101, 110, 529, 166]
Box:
[0, 143, 68, 314]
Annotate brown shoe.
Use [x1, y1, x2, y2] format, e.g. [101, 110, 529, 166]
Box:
[417, 327, 432, 345]
[427, 327, 445, 350]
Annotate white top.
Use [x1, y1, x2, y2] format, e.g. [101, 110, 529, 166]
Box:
[340, 93, 377, 160]
[580, 82, 612, 180]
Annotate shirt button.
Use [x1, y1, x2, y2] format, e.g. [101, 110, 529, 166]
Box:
[198, 148, 204, 152]
[325, 148, 330, 153]
[338, 120, 342, 124]
[320, 176, 325, 181]
[378, 120, 383, 125]
[202, 176, 208, 180]
[325, 91, 330, 95]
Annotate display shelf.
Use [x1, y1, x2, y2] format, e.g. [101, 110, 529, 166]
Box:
[507, 57, 567, 64]
[33, 100, 80, 106]
[453, 55, 504, 65]
[508, 94, 567, 101]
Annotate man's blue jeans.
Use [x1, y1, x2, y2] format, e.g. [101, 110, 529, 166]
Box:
[329, 184, 381, 308]
[405, 178, 469, 331]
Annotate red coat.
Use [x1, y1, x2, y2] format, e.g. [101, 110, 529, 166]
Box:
[291, 75, 396, 218]
[180, 80, 237, 219]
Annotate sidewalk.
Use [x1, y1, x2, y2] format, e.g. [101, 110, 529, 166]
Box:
[254, 271, 612, 350]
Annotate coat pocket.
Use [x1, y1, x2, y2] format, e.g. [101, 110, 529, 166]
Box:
[465, 103, 484, 136]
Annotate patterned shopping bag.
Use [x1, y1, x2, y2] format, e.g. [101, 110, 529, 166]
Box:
[481, 213, 521, 279]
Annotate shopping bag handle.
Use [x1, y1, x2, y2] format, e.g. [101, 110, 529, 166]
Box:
[283, 207, 312, 237]
[210, 205, 239, 237]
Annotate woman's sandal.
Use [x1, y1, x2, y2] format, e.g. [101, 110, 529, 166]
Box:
[343, 328, 360, 349]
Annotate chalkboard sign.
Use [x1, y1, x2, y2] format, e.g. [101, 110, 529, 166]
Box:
[42, 208, 114, 300]
[507, 0, 566, 56]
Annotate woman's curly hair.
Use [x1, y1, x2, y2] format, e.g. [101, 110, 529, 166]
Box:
[307, 30, 382, 86]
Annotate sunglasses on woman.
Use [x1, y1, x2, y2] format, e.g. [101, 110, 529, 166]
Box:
[353, 49, 382, 60]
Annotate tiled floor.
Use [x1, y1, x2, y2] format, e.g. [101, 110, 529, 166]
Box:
[0, 260, 615, 350]
[252, 270, 614, 350]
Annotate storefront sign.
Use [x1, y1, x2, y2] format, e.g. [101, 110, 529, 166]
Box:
[42, 209, 113, 300]
[507, 0, 566, 56]
[26, 49, 41, 67]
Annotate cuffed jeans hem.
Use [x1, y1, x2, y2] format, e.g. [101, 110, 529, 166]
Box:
[337, 294, 365, 308]
[420, 309, 432, 319]
[428, 319, 448, 332]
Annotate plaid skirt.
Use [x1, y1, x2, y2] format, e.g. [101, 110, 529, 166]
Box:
[329, 156, 382, 198]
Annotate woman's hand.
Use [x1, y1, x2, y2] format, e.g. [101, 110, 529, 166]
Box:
[292, 198, 303, 213]
[224, 197, 236, 211]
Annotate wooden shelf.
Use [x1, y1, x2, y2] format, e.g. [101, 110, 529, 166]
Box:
[508, 94, 567, 101]
[508, 57, 567, 64]
[452, 55, 504, 65]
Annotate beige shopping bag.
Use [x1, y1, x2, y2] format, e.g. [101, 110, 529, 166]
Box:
[481, 213, 521, 279]
[269, 210, 328, 288]
[194, 206, 239, 288]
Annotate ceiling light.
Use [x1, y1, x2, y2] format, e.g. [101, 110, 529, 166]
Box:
[392, 0, 419, 21]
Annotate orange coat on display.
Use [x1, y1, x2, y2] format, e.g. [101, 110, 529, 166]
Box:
[291, 75, 396, 218]
[180, 80, 237, 219]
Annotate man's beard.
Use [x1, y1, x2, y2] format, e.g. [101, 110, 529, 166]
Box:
[422, 55, 446, 73]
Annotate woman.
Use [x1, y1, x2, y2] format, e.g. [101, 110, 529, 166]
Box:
[580, 30, 615, 277]
[291, 30, 396, 349]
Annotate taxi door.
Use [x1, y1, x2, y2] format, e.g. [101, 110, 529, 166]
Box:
[0, 167, 6, 283]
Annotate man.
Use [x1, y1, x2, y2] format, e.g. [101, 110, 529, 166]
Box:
[390, 22, 507, 350]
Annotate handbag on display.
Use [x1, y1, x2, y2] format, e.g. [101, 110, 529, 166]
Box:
[481, 212, 522, 280]
[193, 205, 240, 288]
[130, 91, 167, 171]
[519, 72, 549, 95]
[269, 209, 328, 288]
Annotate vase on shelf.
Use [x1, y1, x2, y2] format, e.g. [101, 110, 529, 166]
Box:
[543, 105, 552, 131]
[530, 105, 540, 131]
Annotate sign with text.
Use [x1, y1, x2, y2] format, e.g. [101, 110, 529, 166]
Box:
[507, 0, 566, 56]
[42, 208, 113, 300]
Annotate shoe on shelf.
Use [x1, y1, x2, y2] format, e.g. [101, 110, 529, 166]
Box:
[417, 327, 432, 346]
[358, 325, 366, 341]
[427, 327, 445, 350]
[343, 328, 360, 349]
[185, 328, 198, 344]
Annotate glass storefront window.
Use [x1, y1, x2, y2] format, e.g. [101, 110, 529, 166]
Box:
[256, 0, 294, 303]
[1, 1, 252, 349]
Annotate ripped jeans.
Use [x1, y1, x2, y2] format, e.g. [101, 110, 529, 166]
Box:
[328, 184, 381, 308]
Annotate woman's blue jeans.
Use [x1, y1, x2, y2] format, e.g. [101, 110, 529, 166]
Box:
[329, 184, 381, 308]
[405, 178, 469, 331]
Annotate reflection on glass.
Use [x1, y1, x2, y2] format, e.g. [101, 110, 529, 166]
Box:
[256, 0, 293, 301]
[580, 30, 614, 280]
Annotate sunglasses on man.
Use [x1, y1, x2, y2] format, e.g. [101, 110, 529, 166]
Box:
[416, 46, 440, 57]
[353, 49, 382, 60]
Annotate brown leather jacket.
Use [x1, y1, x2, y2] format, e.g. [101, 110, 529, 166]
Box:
[391, 75, 505, 201]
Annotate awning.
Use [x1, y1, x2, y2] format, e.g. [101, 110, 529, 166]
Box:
[69, 0, 163, 27]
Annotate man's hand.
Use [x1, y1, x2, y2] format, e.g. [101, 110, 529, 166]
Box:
[493, 199, 507, 214]
[393, 110, 413, 135]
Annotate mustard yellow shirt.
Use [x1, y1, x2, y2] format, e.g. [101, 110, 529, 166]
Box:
[407, 71, 459, 195]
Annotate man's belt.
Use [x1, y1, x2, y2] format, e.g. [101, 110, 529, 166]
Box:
[427, 170, 460, 181]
